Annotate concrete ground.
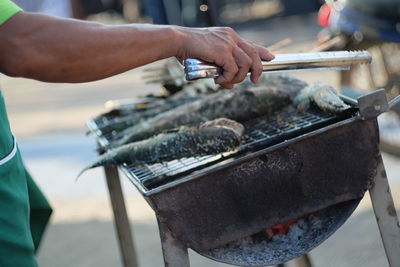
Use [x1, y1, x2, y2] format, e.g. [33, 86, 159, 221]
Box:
[1, 13, 399, 267]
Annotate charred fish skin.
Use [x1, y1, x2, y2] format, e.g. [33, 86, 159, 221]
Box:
[99, 96, 204, 119]
[294, 82, 350, 113]
[236, 73, 308, 100]
[112, 89, 283, 146]
[112, 75, 307, 146]
[169, 78, 219, 99]
[97, 96, 205, 134]
[97, 115, 142, 134]
[80, 118, 244, 175]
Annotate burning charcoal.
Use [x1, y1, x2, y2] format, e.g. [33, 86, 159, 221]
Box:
[79, 118, 244, 175]
[265, 218, 301, 240]
[206, 218, 313, 266]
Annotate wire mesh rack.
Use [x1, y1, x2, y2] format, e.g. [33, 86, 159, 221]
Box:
[88, 106, 351, 191]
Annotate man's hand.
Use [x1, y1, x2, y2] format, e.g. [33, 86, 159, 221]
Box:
[175, 27, 275, 89]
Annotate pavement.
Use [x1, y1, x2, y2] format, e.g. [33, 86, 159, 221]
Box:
[1, 13, 399, 267]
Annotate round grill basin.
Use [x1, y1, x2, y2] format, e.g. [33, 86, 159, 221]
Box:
[200, 199, 361, 266]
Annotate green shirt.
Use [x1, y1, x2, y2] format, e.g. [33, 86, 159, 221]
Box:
[0, 3, 52, 266]
[0, 0, 22, 25]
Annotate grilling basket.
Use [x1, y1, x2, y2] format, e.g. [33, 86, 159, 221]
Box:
[86, 51, 400, 267]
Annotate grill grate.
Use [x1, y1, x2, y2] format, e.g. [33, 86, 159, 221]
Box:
[89, 106, 349, 190]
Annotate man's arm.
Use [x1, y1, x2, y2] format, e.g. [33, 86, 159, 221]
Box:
[0, 12, 274, 88]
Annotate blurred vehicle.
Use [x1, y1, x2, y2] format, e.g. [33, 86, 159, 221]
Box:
[317, 0, 400, 156]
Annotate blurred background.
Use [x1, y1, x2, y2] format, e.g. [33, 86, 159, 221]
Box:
[2, 0, 400, 266]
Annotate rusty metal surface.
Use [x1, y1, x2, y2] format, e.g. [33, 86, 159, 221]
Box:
[357, 89, 389, 119]
[139, 112, 355, 196]
[158, 219, 190, 267]
[149, 119, 380, 252]
[369, 157, 400, 267]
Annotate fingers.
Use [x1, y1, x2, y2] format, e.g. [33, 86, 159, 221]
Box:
[224, 28, 275, 83]
[214, 49, 250, 89]
[238, 41, 276, 83]
[214, 53, 238, 89]
[215, 80, 234, 89]
[231, 48, 252, 84]
[237, 41, 263, 83]
[214, 45, 265, 88]
[181, 26, 275, 88]
[254, 44, 275, 61]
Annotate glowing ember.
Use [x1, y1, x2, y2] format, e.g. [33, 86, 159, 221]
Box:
[204, 200, 361, 266]
[266, 218, 301, 238]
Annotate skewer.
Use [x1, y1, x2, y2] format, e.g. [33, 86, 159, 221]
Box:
[267, 38, 293, 52]
[310, 36, 344, 52]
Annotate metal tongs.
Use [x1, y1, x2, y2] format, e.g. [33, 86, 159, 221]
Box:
[184, 51, 372, 81]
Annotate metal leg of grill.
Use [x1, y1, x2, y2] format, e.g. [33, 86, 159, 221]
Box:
[293, 254, 313, 267]
[104, 165, 139, 267]
[158, 219, 190, 267]
[275, 253, 312, 267]
[369, 156, 400, 267]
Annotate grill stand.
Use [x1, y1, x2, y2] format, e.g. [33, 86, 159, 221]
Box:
[101, 152, 400, 267]
[292, 255, 313, 267]
[98, 89, 400, 267]
[98, 129, 400, 267]
[104, 165, 139, 267]
[369, 156, 400, 267]
[158, 220, 191, 267]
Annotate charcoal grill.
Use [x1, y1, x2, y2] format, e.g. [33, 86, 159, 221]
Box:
[87, 88, 400, 267]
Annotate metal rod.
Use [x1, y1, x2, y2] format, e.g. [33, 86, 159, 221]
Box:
[158, 219, 190, 267]
[293, 254, 313, 267]
[389, 95, 400, 110]
[369, 156, 400, 267]
[104, 165, 139, 267]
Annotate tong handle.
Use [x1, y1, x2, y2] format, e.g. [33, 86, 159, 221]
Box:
[184, 51, 372, 81]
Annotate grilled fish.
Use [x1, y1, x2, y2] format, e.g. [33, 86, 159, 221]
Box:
[236, 73, 307, 100]
[111, 75, 307, 146]
[80, 118, 244, 175]
[294, 82, 350, 113]
[97, 96, 204, 134]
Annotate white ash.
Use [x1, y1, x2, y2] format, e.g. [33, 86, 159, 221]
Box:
[203, 205, 348, 267]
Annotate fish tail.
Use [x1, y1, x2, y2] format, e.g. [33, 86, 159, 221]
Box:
[76, 166, 92, 180]
[76, 153, 114, 179]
